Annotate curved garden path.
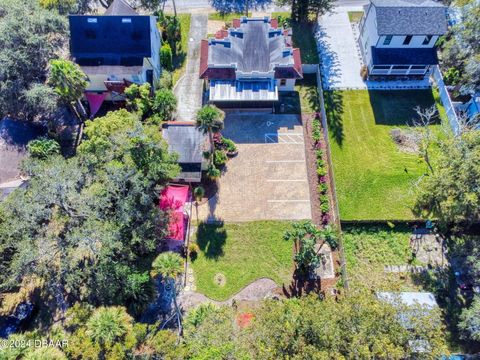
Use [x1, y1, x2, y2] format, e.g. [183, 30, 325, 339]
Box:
[178, 278, 278, 310]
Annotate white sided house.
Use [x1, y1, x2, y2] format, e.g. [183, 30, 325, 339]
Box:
[69, 0, 161, 104]
[199, 17, 303, 109]
[358, 0, 447, 78]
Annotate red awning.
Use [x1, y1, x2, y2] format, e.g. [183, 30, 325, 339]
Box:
[159, 185, 190, 241]
[85, 92, 107, 118]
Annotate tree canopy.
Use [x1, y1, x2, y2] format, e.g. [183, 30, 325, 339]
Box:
[276, 0, 334, 22]
[0, 110, 179, 319]
[7, 290, 447, 359]
[413, 130, 480, 231]
[0, 0, 68, 120]
[209, 0, 272, 16]
[440, 0, 480, 94]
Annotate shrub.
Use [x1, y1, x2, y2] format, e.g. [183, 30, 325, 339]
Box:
[125, 83, 152, 117]
[318, 183, 328, 194]
[312, 122, 322, 143]
[444, 67, 461, 85]
[214, 150, 228, 167]
[320, 202, 330, 214]
[207, 165, 221, 179]
[317, 167, 327, 177]
[319, 194, 329, 204]
[316, 158, 325, 168]
[203, 151, 211, 160]
[27, 138, 60, 159]
[360, 65, 368, 81]
[193, 186, 205, 202]
[157, 70, 173, 89]
[188, 243, 200, 260]
[160, 43, 173, 70]
[315, 149, 324, 158]
[222, 138, 237, 153]
[152, 89, 177, 122]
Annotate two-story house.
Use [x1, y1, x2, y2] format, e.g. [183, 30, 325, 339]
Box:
[69, 0, 161, 105]
[358, 0, 447, 79]
[199, 17, 303, 109]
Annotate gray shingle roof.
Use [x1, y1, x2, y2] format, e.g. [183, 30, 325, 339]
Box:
[208, 18, 293, 74]
[104, 0, 138, 16]
[162, 124, 206, 164]
[372, 0, 447, 35]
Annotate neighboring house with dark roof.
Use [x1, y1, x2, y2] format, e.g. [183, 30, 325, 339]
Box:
[358, 0, 447, 78]
[199, 17, 302, 108]
[69, 0, 161, 101]
[162, 123, 209, 183]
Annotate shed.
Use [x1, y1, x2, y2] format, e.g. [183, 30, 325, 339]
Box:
[162, 123, 208, 183]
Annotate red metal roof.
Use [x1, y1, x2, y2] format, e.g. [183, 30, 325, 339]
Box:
[202, 67, 236, 80]
[232, 18, 241, 28]
[293, 48, 303, 78]
[199, 39, 209, 78]
[271, 18, 278, 29]
[215, 29, 228, 39]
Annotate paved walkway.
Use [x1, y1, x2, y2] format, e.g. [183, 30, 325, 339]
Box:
[178, 278, 278, 310]
[174, 14, 207, 121]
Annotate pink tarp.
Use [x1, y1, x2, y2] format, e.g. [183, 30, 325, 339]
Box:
[85, 92, 107, 118]
[159, 185, 190, 241]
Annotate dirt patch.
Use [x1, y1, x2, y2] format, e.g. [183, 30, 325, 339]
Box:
[390, 128, 421, 154]
[207, 20, 225, 35]
[214, 273, 227, 287]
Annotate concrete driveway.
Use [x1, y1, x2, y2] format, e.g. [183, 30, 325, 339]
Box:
[174, 14, 207, 121]
[197, 114, 312, 222]
[317, 7, 366, 90]
[317, 7, 432, 90]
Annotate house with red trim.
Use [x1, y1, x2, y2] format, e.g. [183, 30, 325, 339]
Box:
[199, 17, 303, 109]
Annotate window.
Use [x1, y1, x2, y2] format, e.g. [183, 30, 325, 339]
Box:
[422, 35, 433, 45]
[383, 35, 393, 45]
[122, 18, 132, 23]
[87, 18, 97, 23]
[280, 79, 287, 86]
[403, 35, 413, 45]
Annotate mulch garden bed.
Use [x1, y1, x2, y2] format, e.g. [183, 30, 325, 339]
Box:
[301, 114, 325, 226]
[301, 113, 342, 294]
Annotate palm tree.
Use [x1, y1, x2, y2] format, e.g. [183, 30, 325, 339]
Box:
[195, 105, 225, 164]
[151, 252, 184, 334]
[48, 59, 88, 120]
[86, 306, 133, 347]
[48, 59, 88, 147]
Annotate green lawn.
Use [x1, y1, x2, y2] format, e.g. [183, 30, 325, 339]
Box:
[277, 74, 319, 114]
[190, 221, 294, 301]
[272, 12, 319, 64]
[172, 14, 191, 85]
[208, 12, 251, 21]
[326, 90, 446, 220]
[343, 223, 413, 274]
[347, 11, 364, 23]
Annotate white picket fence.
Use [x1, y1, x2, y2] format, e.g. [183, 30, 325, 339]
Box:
[431, 65, 460, 135]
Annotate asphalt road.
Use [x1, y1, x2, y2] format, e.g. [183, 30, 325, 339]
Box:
[163, 0, 368, 13]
